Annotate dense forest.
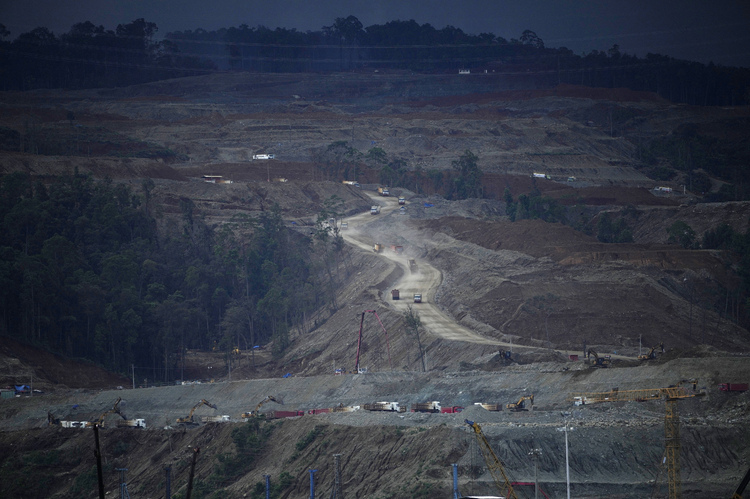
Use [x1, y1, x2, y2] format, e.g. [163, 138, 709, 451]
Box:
[0, 16, 749, 105]
[0, 171, 346, 380]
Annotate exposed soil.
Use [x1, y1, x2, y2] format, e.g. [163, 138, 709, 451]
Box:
[1, 72, 749, 498]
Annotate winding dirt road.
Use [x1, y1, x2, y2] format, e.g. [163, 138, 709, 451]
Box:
[341, 193, 502, 345]
[340, 192, 635, 360]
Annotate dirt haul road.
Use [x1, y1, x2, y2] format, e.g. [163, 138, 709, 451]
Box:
[341, 192, 638, 360]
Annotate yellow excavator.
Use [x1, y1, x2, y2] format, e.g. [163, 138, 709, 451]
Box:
[85, 397, 126, 428]
[587, 348, 611, 368]
[242, 395, 280, 419]
[506, 394, 534, 412]
[177, 399, 217, 425]
[638, 342, 664, 360]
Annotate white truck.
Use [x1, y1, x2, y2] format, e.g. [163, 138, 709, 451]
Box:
[371, 205, 381, 215]
[363, 401, 405, 412]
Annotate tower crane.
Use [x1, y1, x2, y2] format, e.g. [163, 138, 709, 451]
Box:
[354, 310, 392, 373]
[570, 380, 705, 499]
[465, 419, 521, 499]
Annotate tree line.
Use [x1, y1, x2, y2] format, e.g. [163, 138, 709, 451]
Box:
[1, 17, 749, 105]
[0, 171, 344, 380]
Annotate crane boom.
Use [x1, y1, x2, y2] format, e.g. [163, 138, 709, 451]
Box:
[465, 419, 520, 499]
[570, 381, 704, 499]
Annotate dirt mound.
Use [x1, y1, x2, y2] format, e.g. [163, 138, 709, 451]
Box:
[0, 336, 129, 391]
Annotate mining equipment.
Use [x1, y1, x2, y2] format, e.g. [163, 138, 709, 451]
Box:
[242, 395, 280, 419]
[363, 402, 405, 412]
[473, 402, 502, 411]
[354, 310, 393, 373]
[506, 395, 534, 412]
[177, 399, 217, 426]
[47, 411, 61, 426]
[373, 242, 383, 252]
[465, 419, 520, 499]
[408, 259, 418, 273]
[587, 348, 611, 367]
[391, 289, 400, 300]
[413, 293, 422, 303]
[570, 380, 705, 499]
[411, 401, 441, 413]
[85, 397, 126, 428]
[639, 342, 664, 360]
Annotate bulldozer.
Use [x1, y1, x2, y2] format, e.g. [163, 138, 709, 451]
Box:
[506, 395, 534, 412]
[242, 395, 281, 419]
[177, 399, 217, 425]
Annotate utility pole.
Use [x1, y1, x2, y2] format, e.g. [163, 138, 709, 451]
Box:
[330, 454, 344, 499]
[309, 469, 318, 499]
[528, 448, 542, 499]
[131, 364, 135, 390]
[165, 466, 172, 499]
[557, 420, 575, 499]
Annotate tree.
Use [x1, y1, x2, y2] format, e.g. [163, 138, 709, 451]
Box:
[667, 220, 696, 248]
[404, 305, 425, 372]
[450, 150, 483, 200]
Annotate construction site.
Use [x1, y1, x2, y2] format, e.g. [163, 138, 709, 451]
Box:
[0, 71, 749, 498]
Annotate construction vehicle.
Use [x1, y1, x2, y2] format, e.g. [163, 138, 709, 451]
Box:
[465, 419, 520, 499]
[390, 244, 404, 254]
[506, 395, 534, 412]
[370, 205, 381, 215]
[331, 404, 361, 413]
[587, 348, 611, 368]
[342, 180, 360, 187]
[177, 399, 217, 425]
[373, 243, 383, 253]
[571, 380, 705, 499]
[391, 289, 400, 300]
[85, 397, 126, 428]
[398, 197, 406, 205]
[117, 418, 146, 428]
[719, 383, 749, 392]
[377, 186, 390, 196]
[411, 401, 441, 413]
[354, 310, 393, 374]
[440, 406, 464, 414]
[413, 293, 422, 303]
[363, 402, 405, 412]
[474, 402, 502, 411]
[269, 410, 305, 419]
[638, 342, 664, 360]
[731, 465, 750, 498]
[408, 259, 418, 273]
[203, 415, 231, 423]
[242, 395, 280, 419]
[341, 222, 348, 230]
[48, 411, 61, 426]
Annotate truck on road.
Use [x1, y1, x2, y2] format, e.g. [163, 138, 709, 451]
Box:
[378, 186, 390, 196]
[411, 401, 441, 413]
[363, 402, 405, 412]
[719, 383, 749, 392]
[413, 293, 422, 303]
[371, 205, 381, 215]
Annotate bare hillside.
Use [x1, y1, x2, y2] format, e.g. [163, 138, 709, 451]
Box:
[1, 72, 749, 498]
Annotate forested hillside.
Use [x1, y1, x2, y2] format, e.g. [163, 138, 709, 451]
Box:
[1, 16, 749, 105]
[0, 172, 343, 378]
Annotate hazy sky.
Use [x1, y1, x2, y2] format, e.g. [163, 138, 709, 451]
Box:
[2, 0, 750, 67]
